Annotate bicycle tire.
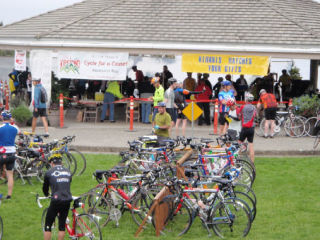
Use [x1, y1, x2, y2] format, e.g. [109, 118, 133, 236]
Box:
[69, 148, 87, 176]
[313, 133, 320, 150]
[233, 183, 257, 206]
[25, 159, 51, 184]
[155, 200, 193, 236]
[209, 198, 252, 238]
[41, 208, 58, 239]
[235, 159, 256, 183]
[224, 191, 257, 222]
[284, 117, 305, 138]
[0, 215, 3, 240]
[305, 117, 319, 137]
[131, 193, 154, 227]
[62, 152, 77, 177]
[84, 189, 111, 227]
[75, 214, 102, 240]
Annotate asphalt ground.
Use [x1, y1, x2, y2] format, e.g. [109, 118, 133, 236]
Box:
[19, 119, 320, 156]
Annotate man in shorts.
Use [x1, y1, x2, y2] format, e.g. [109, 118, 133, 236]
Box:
[0, 110, 20, 199]
[32, 78, 49, 135]
[43, 156, 72, 240]
[153, 102, 172, 145]
[237, 93, 256, 163]
[218, 81, 236, 135]
[257, 89, 278, 138]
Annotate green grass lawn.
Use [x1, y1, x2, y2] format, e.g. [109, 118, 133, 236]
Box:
[0, 155, 319, 240]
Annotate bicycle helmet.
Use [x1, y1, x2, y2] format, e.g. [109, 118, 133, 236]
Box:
[1, 110, 12, 120]
[221, 80, 231, 86]
[168, 77, 177, 84]
[259, 89, 266, 95]
[245, 92, 254, 102]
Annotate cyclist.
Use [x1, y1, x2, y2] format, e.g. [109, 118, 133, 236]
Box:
[257, 89, 278, 138]
[153, 102, 172, 146]
[0, 110, 20, 199]
[236, 93, 257, 163]
[43, 156, 72, 240]
[218, 81, 236, 135]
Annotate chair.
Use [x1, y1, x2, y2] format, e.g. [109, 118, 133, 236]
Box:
[126, 102, 140, 123]
[83, 104, 101, 123]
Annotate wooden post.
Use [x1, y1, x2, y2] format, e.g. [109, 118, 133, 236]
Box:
[59, 93, 64, 128]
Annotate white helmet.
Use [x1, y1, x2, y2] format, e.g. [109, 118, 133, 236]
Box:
[245, 92, 254, 101]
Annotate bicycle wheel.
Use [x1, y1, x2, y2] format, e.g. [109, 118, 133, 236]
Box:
[25, 159, 51, 184]
[0, 215, 3, 240]
[61, 152, 77, 177]
[131, 193, 154, 227]
[235, 159, 256, 183]
[84, 190, 111, 227]
[75, 214, 102, 240]
[209, 198, 252, 238]
[41, 208, 58, 239]
[69, 148, 87, 176]
[156, 200, 193, 236]
[305, 117, 319, 137]
[284, 117, 305, 137]
[313, 133, 320, 150]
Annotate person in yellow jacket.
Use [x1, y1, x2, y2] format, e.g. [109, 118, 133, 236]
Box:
[9, 74, 16, 96]
[100, 81, 123, 122]
[149, 77, 164, 121]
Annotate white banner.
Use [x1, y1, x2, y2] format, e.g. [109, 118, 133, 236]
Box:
[30, 50, 53, 107]
[14, 50, 27, 71]
[57, 51, 129, 80]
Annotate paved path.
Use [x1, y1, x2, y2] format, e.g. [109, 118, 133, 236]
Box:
[20, 120, 320, 156]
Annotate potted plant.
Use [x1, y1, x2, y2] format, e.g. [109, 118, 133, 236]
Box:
[11, 103, 32, 127]
[292, 94, 320, 117]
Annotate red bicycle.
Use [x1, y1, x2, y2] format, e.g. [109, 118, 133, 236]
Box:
[36, 195, 102, 240]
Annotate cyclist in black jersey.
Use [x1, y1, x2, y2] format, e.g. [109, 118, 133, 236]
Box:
[43, 156, 72, 240]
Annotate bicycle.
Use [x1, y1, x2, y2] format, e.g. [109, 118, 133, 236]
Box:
[257, 107, 305, 137]
[36, 195, 102, 240]
[156, 178, 252, 238]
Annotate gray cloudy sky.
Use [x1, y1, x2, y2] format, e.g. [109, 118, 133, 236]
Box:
[0, 0, 83, 25]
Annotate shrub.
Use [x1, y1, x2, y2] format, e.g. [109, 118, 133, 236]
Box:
[292, 94, 320, 117]
[11, 104, 32, 123]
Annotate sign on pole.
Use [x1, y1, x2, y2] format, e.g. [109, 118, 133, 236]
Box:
[182, 53, 270, 76]
[14, 50, 27, 71]
[57, 51, 129, 80]
[182, 102, 203, 122]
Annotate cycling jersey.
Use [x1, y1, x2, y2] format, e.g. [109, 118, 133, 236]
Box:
[218, 90, 235, 113]
[43, 165, 72, 202]
[259, 93, 277, 109]
[0, 123, 19, 153]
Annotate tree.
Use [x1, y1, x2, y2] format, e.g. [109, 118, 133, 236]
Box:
[289, 61, 302, 80]
[0, 21, 3, 27]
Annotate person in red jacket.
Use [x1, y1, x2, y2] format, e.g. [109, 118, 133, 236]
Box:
[195, 78, 212, 126]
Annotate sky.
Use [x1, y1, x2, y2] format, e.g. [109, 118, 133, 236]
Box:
[0, 0, 83, 25]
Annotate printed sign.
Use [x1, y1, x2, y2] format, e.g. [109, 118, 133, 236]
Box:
[182, 53, 270, 76]
[14, 50, 27, 71]
[182, 102, 203, 121]
[57, 51, 129, 80]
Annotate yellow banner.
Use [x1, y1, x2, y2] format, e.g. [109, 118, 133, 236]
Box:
[182, 53, 270, 76]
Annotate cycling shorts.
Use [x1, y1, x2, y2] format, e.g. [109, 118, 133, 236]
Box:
[218, 112, 229, 125]
[264, 108, 277, 120]
[0, 153, 16, 171]
[44, 201, 71, 232]
[166, 108, 177, 123]
[239, 127, 255, 143]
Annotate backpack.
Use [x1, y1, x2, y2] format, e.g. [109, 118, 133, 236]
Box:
[40, 87, 47, 103]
